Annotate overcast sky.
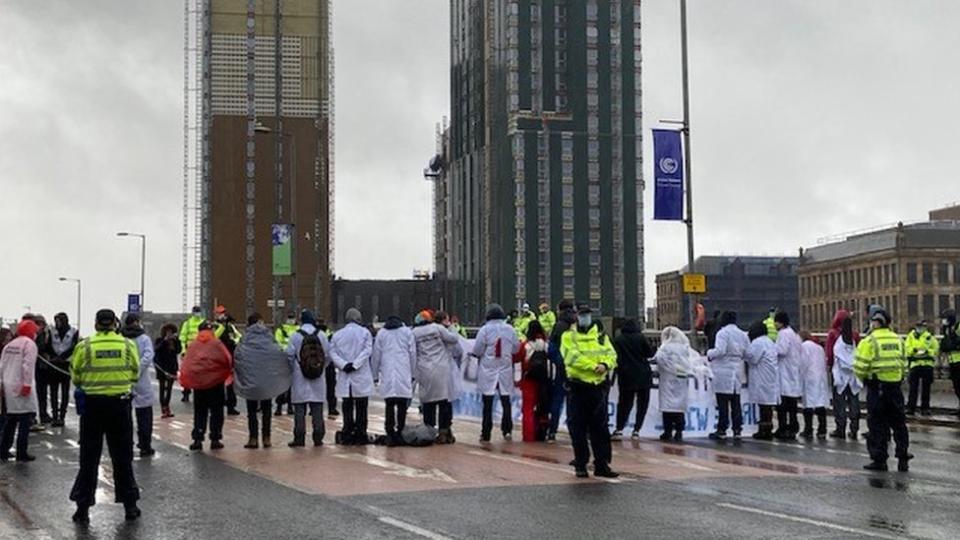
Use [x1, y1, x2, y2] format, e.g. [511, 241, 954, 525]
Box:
[1, 1, 958, 326]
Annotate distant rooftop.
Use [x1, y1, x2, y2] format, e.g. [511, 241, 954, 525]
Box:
[802, 220, 960, 264]
[679, 255, 799, 276]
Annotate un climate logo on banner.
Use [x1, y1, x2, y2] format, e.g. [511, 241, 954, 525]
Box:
[659, 157, 679, 175]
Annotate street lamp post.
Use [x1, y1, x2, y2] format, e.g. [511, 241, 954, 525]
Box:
[117, 232, 146, 312]
[58, 277, 81, 333]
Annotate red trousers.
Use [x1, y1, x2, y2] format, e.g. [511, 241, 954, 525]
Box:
[520, 379, 548, 442]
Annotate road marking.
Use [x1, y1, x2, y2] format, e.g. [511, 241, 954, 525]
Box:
[467, 450, 624, 484]
[64, 439, 79, 448]
[716, 503, 905, 539]
[333, 454, 457, 484]
[378, 516, 453, 540]
[667, 458, 716, 472]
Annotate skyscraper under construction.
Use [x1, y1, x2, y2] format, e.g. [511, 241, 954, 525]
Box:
[183, 0, 334, 321]
[440, 0, 644, 320]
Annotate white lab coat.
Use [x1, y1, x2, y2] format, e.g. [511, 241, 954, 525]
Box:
[832, 338, 863, 395]
[330, 322, 374, 399]
[412, 323, 460, 403]
[706, 324, 749, 395]
[471, 320, 520, 396]
[654, 342, 693, 413]
[371, 324, 416, 400]
[286, 323, 331, 404]
[0, 336, 38, 414]
[744, 337, 779, 406]
[130, 334, 155, 409]
[800, 341, 831, 408]
[776, 327, 803, 398]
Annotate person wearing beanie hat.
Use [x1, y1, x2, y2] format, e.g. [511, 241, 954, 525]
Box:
[330, 308, 374, 444]
[0, 320, 40, 462]
[472, 303, 520, 442]
[69, 308, 142, 523]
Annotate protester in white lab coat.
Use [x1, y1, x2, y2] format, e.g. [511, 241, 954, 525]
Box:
[706, 311, 749, 441]
[653, 327, 695, 442]
[0, 320, 39, 462]
[799, 331, 831, 440]
[774, 311, 803, 440]
[831, 317, 862, 440]
[413, 310, 462, 443]
[286, 310, 331, 447]
[371, 315, 416, 446]
[472, 304, 520, 442]
[122, 314, 156, 458]
[330, 308, 374, 445]
[744, 321, 779, 440]
[433, 310, 465, 443]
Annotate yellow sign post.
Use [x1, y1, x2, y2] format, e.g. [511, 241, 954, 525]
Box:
[682, 273, 706, 294]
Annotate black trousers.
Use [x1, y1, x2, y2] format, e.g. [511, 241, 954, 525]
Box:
[36, 370, 53, 422]
[481, 395, 513, 438]
[275, 389, 292, 412]
[423, 400, 452, 430]
[293, 402, 325, 444]
[715, 393, 743, 434]
[802, 407, 827, 434]
[568, 381, 612, 470]
[615, 386, 650, 432]
[865, 381, 909, 462]
[907, 366, 934, 412]
[225, 383, 238, 411]
[758, 405, 776, 436]
[662, 412, 685, 437]
[69, 395, 139, 508]
[384, 397, 409, 437]
[776, 396, 800, 435]
[325, 364, 338, 413]
[342, 397, 369, 436]
[38, 373, 70, 422]
[246, 399, 272, 439]
[192, 385, 225, 442]
[0, 413, 31, 458]
[950, 363, 960, 407]
[158, 374, 175, 408]
[135, 406, 153, 451]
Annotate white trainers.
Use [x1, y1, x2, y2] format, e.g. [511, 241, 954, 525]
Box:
[610, 430, 623, 441]
[631, 431, 640, 440]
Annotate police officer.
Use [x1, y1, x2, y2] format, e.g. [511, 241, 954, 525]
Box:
[69, 309, 141, 524]
[941, 310, 960, 414]
[854, 308, 912, 472]
[561, 304, 618, 478]
[904, 320, 939, 416]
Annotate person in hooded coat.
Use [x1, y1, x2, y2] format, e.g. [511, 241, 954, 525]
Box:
[774, 311, 803, 440]
[831, 316, 862, 440]
[371, 314, 416, 446]
[706, 311, 750, 441]
[412, 310, 462, 444]
[653, 326, 694, 442]
[744, 320, 779, 440]
[286, 310, 331, 447]
[611, 319, 653, 441]
[472, 303, 520, 442]
[234, 312, 292, 449]
[0, 320, 39, 462]
[330, 308, 374, 444]
[122, 314, 157, 458]
[180, 322, 233, 451]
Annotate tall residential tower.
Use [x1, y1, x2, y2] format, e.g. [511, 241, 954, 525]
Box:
[443, 0, 644, 321]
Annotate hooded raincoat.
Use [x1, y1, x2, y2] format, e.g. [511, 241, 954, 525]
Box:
[179, 330, 233, 390]
[744, 336, 780, 405]
[234, 323, 293, 401]
[653, 327, 695, 414]
[775, 327, 803, 398]
[801, 340, 831, 408]
[413, 322, 460, 402]
[706, 324, 749, 395]
[0, 335, 38, 414]
[371, 317, 417, 399]
[330, 322, 374, 399]
[286, 323, 331, 404]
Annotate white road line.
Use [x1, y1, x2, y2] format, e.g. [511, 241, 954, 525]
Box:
[716, 503, 905, 540]
[466, 450, 624, 484]
[378, 516, 453, 540]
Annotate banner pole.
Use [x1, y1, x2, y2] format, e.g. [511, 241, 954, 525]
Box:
[680, 0, 697, 337]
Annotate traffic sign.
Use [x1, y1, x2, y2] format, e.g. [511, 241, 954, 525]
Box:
[682, 273, 706, 294]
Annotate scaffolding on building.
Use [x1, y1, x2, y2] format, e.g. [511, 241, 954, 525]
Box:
[181, 0, 205, 311]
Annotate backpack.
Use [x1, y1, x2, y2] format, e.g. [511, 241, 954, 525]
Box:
[297, 329, 326, 379]
[525, 348, 550, 382]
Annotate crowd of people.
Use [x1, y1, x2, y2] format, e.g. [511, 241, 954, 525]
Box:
[2, 298, 960, 524]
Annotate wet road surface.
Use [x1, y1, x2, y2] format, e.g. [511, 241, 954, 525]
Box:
[3, 395, 960, 539]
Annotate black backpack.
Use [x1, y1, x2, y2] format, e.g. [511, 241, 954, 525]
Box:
[525, 348, 550, 382]
[297, 329, 326, 379]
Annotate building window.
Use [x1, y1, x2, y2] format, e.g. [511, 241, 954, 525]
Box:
[922, 295, 934, 319]
[938, 263, 949, 284]
[906, 263, 917, 284]
[907, 295, 918, 318]
[922, 263, 933, 285]
[940, 295, 950, 315]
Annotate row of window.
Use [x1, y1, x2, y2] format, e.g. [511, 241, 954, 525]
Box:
[803, 293, 960, 330]
[803, 261, 960, 297]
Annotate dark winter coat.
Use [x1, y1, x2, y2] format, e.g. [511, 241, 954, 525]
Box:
[612, 321, 654, 390]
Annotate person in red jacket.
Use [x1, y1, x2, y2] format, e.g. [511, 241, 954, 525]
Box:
[180, 323, 233, 451]
[514, 321, 551, 442]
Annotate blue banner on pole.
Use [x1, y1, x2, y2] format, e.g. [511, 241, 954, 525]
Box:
[652, 129, 685, 221]
[127, 293, 142, 314]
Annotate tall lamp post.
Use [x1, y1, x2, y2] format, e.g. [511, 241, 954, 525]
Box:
[255, 121, 297, 323]
[58, 277, 81, 333]
[117, 232, 147, 312]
